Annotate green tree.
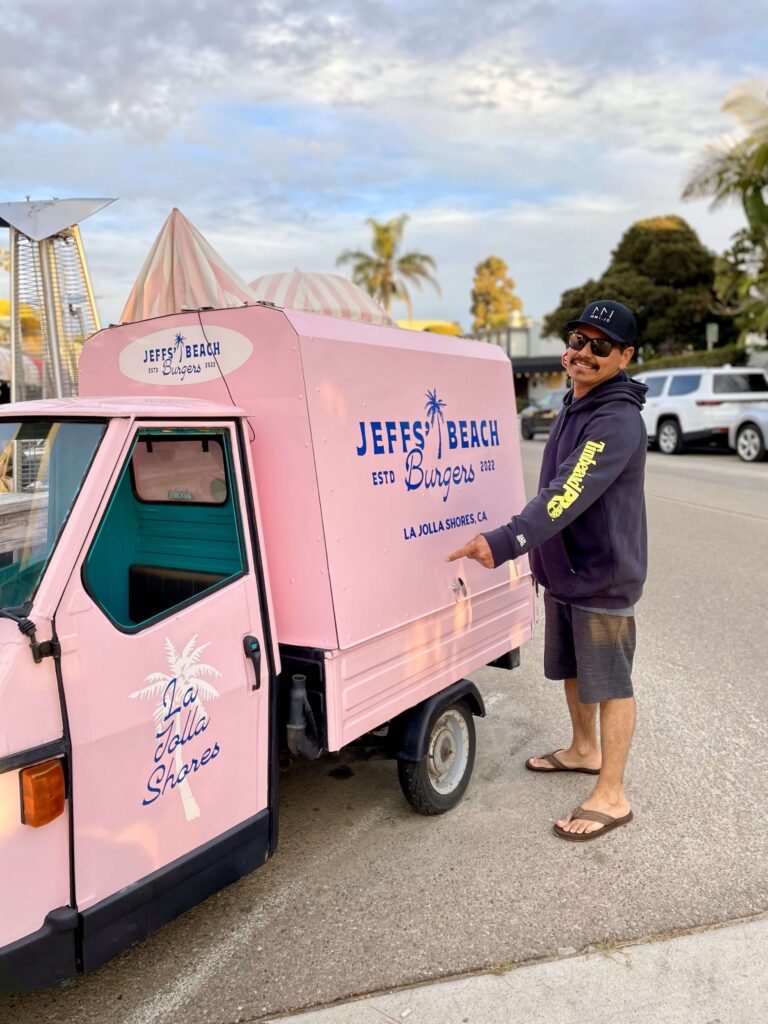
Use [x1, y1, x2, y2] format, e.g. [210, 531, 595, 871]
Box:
[683, 80, 768, 336]
[336, 214, 440, 317]
[712, 234, 768, 335]
[543, 216, 735, 355]
[470, 256, 523, 332]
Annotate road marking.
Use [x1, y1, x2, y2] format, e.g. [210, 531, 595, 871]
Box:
[646, 492, 768, 522]
[120, 803, 392, 1024]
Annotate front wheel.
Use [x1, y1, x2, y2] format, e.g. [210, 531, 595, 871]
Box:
[736, 423, 766, 462]
[397, 702, 476, 815]
[657, 419, 683, 455]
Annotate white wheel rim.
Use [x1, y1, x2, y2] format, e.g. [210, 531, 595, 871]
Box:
[737, 428, 761, 461]
[659, 423, 678, 453]
[427, 709, 470, 794]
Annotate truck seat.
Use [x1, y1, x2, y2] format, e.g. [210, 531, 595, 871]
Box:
[128, 563, 228, 624]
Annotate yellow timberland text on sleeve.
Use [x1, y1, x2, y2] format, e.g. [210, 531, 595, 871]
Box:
[546, 440, 606, 519]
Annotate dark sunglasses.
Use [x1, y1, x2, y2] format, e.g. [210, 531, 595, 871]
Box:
[566, 330, 626, 359]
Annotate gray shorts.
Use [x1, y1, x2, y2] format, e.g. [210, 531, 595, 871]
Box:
[543, 591, 636, 704]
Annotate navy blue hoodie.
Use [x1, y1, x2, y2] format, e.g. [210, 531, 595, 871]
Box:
[484, 371, 648, 608]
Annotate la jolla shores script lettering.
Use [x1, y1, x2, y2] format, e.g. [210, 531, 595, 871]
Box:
[143, 676, 220, 808]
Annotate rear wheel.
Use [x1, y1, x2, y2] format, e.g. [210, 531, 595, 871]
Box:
[657, 419, 683, 455]
[521, 425, 534, 440]
[397, 702, 476, 815]
[736, 423, 766, 462]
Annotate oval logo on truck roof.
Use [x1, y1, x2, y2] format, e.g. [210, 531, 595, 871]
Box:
[118, 326, 253, 385]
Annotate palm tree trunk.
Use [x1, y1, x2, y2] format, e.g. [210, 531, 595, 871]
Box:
[175, 743, 200, 820]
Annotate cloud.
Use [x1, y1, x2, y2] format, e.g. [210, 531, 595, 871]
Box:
[0, 0, 761, 328]
[1, 1, 763, 139]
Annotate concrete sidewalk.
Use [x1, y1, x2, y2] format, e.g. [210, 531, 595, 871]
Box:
[267, 916, 768, 1023]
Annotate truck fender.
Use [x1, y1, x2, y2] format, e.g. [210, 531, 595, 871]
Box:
[385, 679, 486, 762]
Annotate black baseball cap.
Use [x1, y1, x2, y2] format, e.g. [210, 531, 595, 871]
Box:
[565, 299, 638, 347]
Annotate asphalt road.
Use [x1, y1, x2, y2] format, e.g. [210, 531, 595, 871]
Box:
[4, 441, 768, 1024]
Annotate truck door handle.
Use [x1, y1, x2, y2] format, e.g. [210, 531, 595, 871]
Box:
[243, 635, 261, 691]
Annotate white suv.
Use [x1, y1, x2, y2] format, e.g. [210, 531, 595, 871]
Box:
[633, 366, 768, 454]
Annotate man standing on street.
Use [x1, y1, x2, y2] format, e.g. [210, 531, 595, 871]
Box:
[447, 299, 648, 842]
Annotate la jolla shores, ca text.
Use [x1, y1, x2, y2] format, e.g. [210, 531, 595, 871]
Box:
[403, 509, 488, 540]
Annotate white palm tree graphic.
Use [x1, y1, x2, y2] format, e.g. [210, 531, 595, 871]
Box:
[130, 635, 221, 821]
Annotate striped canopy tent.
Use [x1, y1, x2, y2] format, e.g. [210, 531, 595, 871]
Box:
[249, 271, 392, 326]
[0, 347, 41, 388]
[121, 208, 258, 323]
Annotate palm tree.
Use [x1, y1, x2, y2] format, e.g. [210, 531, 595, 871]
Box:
[424, 388, 447, 459]
[683, 80, 768, 234]
[130, 635, 221, 821]
[683, 80, 768, 332]
[337, 214, 440, 317]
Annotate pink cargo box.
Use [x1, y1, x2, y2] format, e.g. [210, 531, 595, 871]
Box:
[79, 304, 536, 750]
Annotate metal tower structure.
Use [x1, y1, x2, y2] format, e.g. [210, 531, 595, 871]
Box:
[0, 198, 115, 402]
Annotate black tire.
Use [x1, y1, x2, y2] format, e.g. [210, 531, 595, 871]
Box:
[735, 423, 766, 463]
[521, 425, 534, 440]
[397, 702, 476, 815]
[657, 418, 683, 455]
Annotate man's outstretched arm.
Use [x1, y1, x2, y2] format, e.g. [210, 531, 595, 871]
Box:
[447, 407, 644, 569]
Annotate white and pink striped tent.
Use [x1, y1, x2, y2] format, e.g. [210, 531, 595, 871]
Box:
[121, 208, 257, 323]
[249, 271, 392, 326]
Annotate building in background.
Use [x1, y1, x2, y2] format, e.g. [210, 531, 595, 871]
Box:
[475, 311, 566, 405]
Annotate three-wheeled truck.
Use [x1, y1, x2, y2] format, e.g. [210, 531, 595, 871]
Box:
[0, 303, 536, 990]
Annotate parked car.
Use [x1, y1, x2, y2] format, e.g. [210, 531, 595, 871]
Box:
[633, 366, 768, 454]
[728, 403, 768, 462]
[519, 388, 569, 439]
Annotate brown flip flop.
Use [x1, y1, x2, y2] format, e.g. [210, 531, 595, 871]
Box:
[525, 751, 601, 775]
[553, 805, 634, 842]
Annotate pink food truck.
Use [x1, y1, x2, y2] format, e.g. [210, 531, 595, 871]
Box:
[0, 303, 535, 990]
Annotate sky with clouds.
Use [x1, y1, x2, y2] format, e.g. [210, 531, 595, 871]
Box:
[1, 0, 766, 329]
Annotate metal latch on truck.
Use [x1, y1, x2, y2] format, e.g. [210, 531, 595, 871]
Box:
[0, 607, 60, 663]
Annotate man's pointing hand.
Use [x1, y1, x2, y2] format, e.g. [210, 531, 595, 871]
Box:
[445, 534, 494, 569]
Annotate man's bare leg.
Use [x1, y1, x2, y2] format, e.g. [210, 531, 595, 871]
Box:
[527, 678, 602, 771]
[556, 696, 635, 835]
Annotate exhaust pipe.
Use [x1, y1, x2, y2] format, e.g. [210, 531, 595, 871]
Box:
[286, 673, 323, 760]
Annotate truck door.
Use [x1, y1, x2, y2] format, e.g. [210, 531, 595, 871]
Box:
[54, 421, 274, 971]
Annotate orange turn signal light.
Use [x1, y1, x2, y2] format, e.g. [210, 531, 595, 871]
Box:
[20, 759, 66, 828]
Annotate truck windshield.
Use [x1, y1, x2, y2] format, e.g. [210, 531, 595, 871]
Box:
[0, 420, 106, 608]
